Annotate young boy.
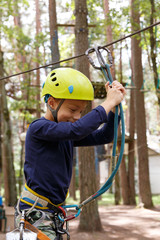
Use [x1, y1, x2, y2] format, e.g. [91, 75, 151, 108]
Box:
[17, 67, 125, 239]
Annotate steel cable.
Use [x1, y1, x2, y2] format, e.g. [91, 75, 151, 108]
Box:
[0, 21, 160, 81]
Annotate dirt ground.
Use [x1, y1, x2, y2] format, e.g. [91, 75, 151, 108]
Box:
[68, 205, 160, 240]
[1, 205, 160, 240]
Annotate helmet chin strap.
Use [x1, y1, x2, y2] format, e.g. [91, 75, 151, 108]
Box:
[47, 99, 65, 123]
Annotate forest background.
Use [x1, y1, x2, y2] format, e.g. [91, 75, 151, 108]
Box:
[0, 0, 160, 232]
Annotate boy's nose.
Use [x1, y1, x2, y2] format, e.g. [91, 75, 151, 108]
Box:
[73, 112, 81, 120]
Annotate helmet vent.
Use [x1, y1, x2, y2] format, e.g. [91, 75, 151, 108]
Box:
[52, 77, 57, 82]
[50, 72, 56, 77]
[55, 83, 59, 86]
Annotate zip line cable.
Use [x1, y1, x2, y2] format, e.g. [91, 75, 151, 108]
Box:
[0, 20, 160, 82]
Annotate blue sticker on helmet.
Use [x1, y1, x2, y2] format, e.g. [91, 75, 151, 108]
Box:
[42, 82, 45, 88]
[68, 85, 74, 94]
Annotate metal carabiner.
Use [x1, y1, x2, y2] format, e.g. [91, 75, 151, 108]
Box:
[85, 46, 113, 69]
[58, 204, 81, 222]
[95, 46, 113, 67]
[85, 47, 100, 69]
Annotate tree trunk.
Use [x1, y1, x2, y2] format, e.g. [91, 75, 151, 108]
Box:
[13, 3, 27, 196]
[35, 0, 41, 118]
[128, 67, 136, 205]
[74, 0, 102, 231]
[69, 166, 76, 200]
[0, 50, 17, 206]
[0, 49, 2, 198]
[128, 107, 136, 204]
[104, 0, 114, 195]
[118, 43, 135, 205]
[19, 138, 25, 196]
[131, 0, 153, 208]
[103, 0, 121, 204]
[69, 148, 77, 200]
[0, 79, 2, 189]
[120, 155, 130, 204]
[49, 0, 60, 68]
[149, 0, 160, 105]
[78, 144, 102, 231]
[103, 0, 116, 79]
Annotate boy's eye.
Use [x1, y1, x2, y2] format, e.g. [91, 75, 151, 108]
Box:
[70, 108, 76, 112]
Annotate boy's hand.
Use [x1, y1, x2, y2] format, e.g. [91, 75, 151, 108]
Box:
[105, 81, 126, 95]
[100, 81, 126, 114]
[111, 81, 126, 95]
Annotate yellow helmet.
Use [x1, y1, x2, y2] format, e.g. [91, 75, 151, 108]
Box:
[41, 67, 94, 101]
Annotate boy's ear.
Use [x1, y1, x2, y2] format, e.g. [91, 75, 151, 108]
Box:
[48, 97, 56, 109]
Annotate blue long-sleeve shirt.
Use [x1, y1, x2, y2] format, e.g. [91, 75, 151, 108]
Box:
[22, 105, 119, 206]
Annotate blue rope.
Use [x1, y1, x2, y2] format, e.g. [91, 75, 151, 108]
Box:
[101, 65, 119, 159]
[77, 64, 125, 209]
[59, 60, 125, 222]
[90, 102, 125, 199]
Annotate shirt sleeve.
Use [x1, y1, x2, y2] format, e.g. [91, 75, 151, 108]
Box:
[73, 111, 121, 147]
[28, 105, 109, 142]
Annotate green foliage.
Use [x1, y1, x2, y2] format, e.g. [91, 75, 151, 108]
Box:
[67, 191, 160, 206]
[1, 0, 49, 128]
[87, 0, 105, 43]
[0, 0, 29, 20]
[66, 190, 115, 206]
[0, 0, 14, 18]
[59, 34, 75, 62]
[34, 32, 48, 48]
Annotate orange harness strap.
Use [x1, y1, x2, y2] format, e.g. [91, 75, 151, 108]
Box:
[24, 221, 51, 240]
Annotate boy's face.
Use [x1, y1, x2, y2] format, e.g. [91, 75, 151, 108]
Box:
[48, 97, 87, 123]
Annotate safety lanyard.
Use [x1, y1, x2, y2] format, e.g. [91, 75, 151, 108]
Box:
[58, 46, 125, 222]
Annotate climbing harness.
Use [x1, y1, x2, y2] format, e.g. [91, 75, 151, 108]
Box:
[12, 184, 71, 239]
[7, 203, 70, 240]
[6, 210, 37, 240]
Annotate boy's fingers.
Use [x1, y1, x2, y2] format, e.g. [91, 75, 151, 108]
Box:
[105, 82, 110, 91]
[112, 82, 126, 95]
[106, 81, 126, 98]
